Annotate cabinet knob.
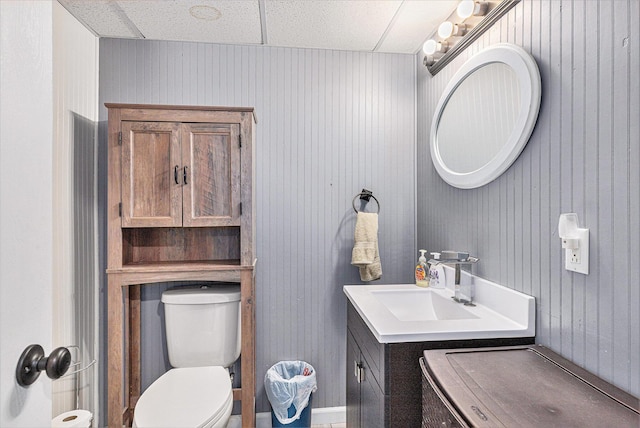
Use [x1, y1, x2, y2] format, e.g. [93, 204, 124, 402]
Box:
[174, 165, 180, 184]
[183, 166, 188, 185]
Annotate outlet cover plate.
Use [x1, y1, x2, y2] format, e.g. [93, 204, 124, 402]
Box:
[565, 228, 589, 275]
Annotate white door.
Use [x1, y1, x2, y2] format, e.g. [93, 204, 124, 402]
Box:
[0, 1, 54, 426]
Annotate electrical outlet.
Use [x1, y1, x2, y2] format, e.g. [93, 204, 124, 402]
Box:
[565, 228, 589, 275]
[569, 248, 580, 264]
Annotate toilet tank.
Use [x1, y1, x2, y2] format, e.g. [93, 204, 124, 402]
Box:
[161, 285, 241, 368]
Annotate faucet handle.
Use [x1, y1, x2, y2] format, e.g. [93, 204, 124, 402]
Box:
[440, 251, 470, 261]
[431, 255, 479, 264]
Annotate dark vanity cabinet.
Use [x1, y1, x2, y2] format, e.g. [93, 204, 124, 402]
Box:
[346, 301, 534, 428]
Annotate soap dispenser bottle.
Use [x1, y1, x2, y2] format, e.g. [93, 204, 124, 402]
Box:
[415, 249, 429, 287]
[429, 252, 446, 289]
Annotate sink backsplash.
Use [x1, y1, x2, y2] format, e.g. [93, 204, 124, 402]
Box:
[439, 265, 534, 329]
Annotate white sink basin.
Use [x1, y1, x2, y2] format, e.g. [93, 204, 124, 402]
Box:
[344, 267, 535, 343]
[372, 289, 479, 321]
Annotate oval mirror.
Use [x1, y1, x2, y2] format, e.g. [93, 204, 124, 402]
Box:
[430, 43, 541, 189]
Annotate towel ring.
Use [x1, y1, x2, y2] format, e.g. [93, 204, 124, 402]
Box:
[352, 192, 380, 214]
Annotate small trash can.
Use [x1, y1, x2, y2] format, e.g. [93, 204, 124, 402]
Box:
[265, 361, 317, 427]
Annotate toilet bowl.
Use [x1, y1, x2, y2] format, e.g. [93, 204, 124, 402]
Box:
[132, 366, 233, 428]
[132, 285, 241, 428]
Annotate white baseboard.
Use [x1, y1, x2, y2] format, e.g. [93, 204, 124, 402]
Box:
[228, 406, 346, 427]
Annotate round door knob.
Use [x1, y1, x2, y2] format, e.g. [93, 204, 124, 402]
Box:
[16, 344, 45, 387]
[16, 345, 71, 387]
[43, 347, 72, 380]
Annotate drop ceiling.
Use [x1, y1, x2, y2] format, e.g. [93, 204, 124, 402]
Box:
[58, 0, 458, 54]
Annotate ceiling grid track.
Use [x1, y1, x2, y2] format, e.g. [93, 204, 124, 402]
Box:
[258, 0, 268, 45]
[373, 0, 405, 52]
[108, 0, 145, 39]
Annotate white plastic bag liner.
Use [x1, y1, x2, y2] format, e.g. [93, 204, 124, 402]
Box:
[264, 361, 317, 425]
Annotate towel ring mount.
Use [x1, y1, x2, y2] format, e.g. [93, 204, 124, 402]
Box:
[352, 189, 380, 213]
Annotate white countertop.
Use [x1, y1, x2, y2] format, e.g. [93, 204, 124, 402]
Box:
[344, 267, 535, 344]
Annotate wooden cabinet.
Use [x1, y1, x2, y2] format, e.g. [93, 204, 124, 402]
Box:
[346, 301, 534, 428]
[121, 121, 240, 228]
[106, 104, 256, 428]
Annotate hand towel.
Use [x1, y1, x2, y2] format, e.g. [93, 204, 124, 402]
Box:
[351, 212, 382, 282]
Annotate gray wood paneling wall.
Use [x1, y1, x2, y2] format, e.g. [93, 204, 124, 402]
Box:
[98, 39, 416, 413]
[52, 2, 99, 416]
[72, 113, 97, 413]
[417, 0, 639, 397]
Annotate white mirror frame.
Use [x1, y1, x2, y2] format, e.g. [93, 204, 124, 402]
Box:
[430, 43, 541, 189]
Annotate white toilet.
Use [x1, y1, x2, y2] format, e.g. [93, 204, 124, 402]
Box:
[133, 284, 241, 428]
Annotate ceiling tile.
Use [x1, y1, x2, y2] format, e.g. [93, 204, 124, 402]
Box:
[58, 0, 453, 54]
[376, 0, 458, 54]
[264, 0, 402, 51]
[58, 0, 142, 38]
[118, 0, 262, 44]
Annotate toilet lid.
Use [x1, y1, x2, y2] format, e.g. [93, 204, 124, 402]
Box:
[134, 366, 232, 428]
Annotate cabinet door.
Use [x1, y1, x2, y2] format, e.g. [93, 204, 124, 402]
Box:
[121, 121, 182, 227]
[348, 329, 386, 428]
[360, 355, 385, 428]
[181, 123, 241, 227]
[347, 330, 362, 428]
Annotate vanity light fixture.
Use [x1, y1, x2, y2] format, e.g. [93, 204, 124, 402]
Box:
[423, 0, 520, 76]
[453, 23, 467, 37]
[423, 39, 448, 56]
[558, 213, 589, 275]
[438, 21, 455, 39]
[457, 0, 488, 20]
[438, 22, 467, 39]
[423, 39, 449, 66]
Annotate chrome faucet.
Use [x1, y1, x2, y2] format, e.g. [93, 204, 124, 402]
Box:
[429, 251, 478, 306]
